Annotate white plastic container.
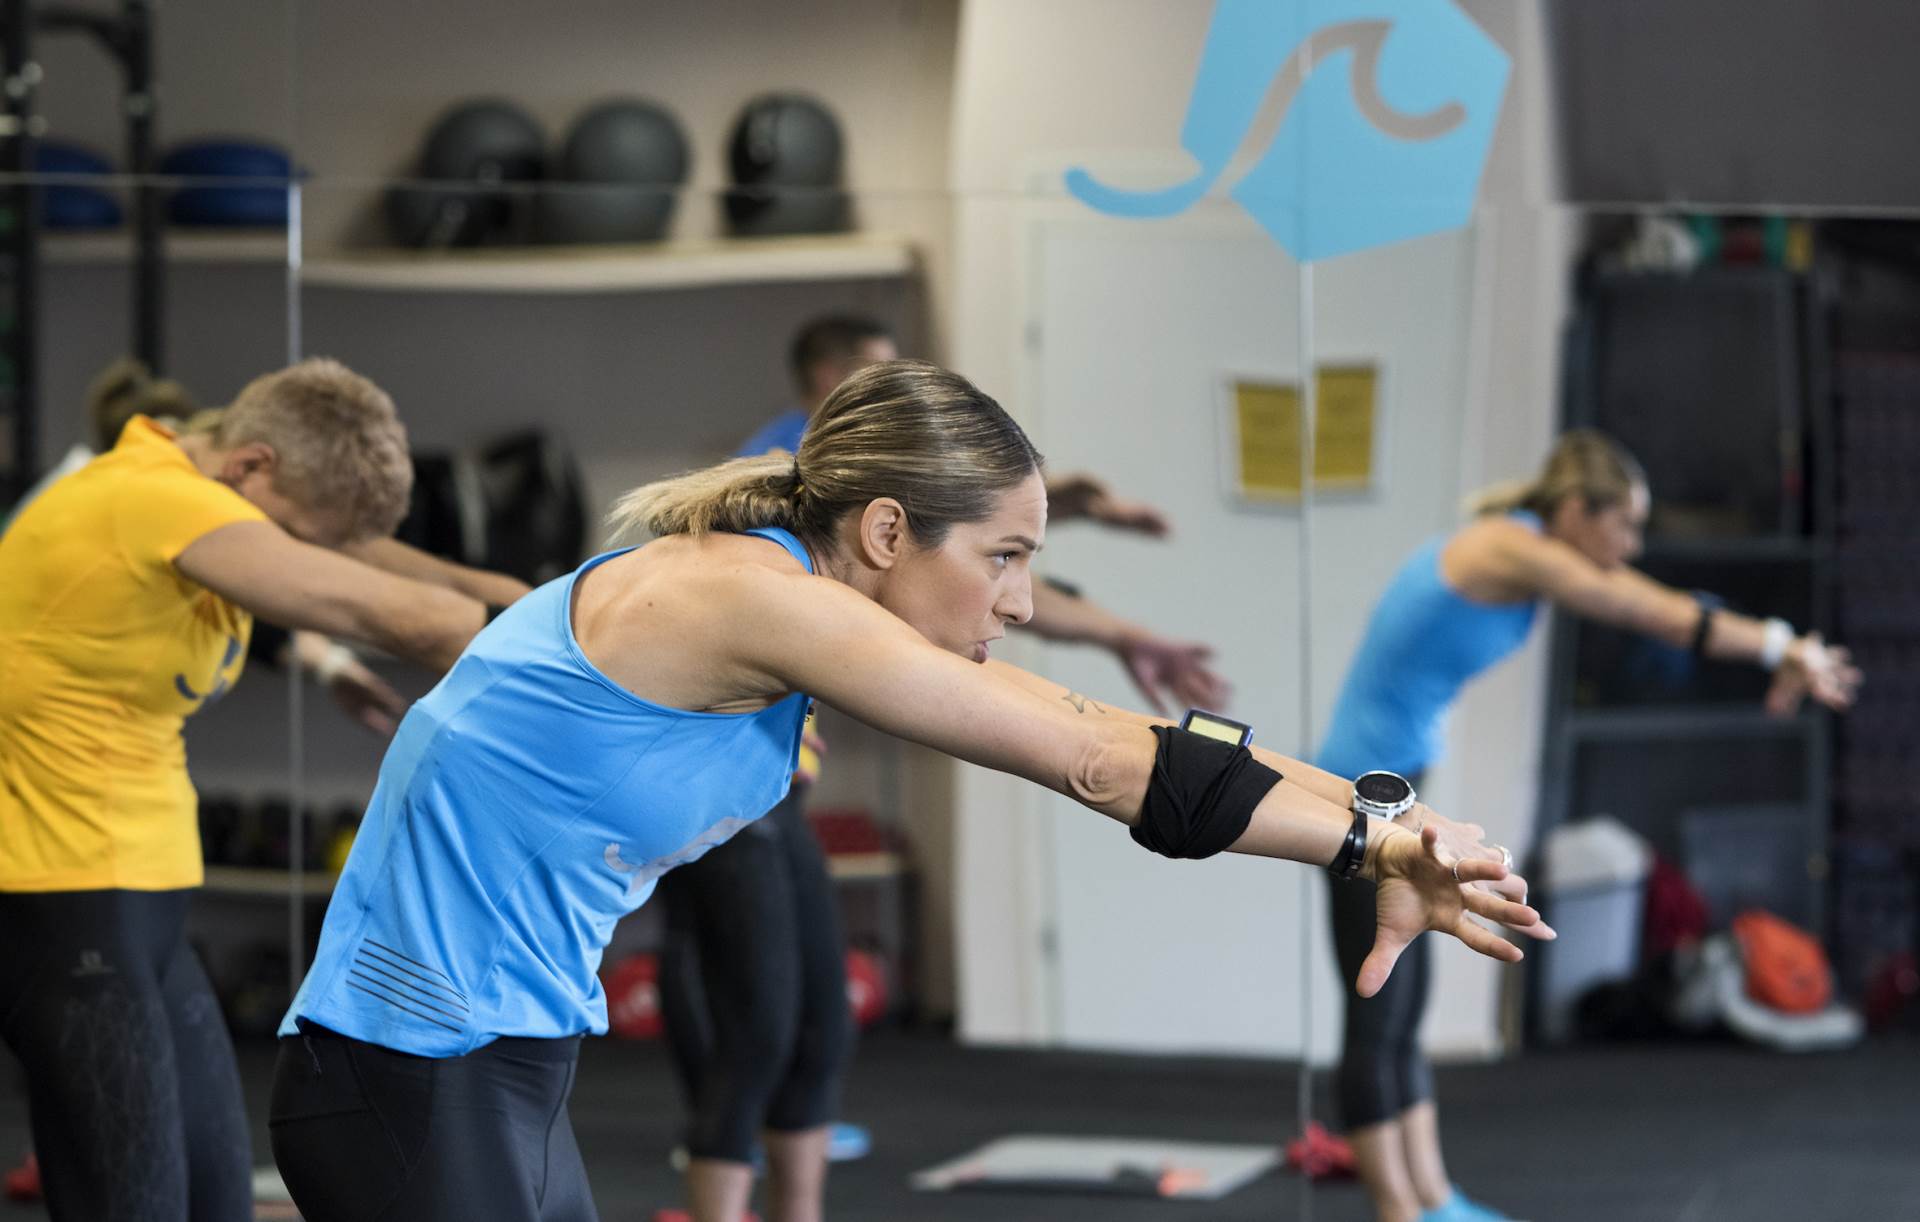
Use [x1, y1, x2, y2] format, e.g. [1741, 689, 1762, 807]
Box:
[1535, 816, 1654, 1043]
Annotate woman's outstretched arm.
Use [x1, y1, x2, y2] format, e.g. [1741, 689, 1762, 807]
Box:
[727, 565, 1542, 993]
[1477, 519, 1861, 711]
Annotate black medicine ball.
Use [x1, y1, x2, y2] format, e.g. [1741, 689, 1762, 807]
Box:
[727, 93, 843, 187]
[387, 98, 546, 247]
[723, 93, 849, 236]
[538, 98, 690, 244]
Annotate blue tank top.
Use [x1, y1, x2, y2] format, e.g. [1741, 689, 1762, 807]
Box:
[280, 527, 814, 1055]
[1315, 513, 1542, 779]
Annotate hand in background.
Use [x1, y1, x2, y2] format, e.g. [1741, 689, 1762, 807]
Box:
[1045, 472, 1171, 537]
[324, 660, 409, 738]
[1114, 629, 1232, 715]
[1766, 633, 1862, 715]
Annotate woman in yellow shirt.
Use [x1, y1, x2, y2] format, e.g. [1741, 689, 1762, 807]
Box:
[0, 358, 525, 1222]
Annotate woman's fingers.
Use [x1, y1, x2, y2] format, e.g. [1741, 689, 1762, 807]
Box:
[1461, 887, 1555, 940]
[1450, 855, 1509, 885]
[1450, 914, 1525, 963]
[1474, 873, 1529, 903]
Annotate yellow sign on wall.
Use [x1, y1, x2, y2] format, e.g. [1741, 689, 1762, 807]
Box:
[1232, 365, 1378, 501]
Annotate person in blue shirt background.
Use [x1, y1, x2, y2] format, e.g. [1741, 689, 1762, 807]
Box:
[1316, 431, 1859, 1222]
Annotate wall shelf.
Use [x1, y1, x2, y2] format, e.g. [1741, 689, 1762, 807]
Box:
[37, 231, 919, 295]
[300, 234, 918, 294]
[42, 230, 289, 266]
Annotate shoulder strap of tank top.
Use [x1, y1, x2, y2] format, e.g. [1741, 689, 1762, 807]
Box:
[742, 526, 813, 574]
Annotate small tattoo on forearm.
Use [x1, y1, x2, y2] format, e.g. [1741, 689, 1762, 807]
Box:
[1062, 691, 1105, 714]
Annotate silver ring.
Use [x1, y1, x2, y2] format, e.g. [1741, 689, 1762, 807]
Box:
[1451, 861, 1461, 883]
[1495, 844, 1513, 871]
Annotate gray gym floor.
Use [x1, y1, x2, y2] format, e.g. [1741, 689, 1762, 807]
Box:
[3, 1029, 1916, 1220]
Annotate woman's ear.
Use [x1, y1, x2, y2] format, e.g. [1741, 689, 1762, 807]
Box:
[854, 497, 909, 570]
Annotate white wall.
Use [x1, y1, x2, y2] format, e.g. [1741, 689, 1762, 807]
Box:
[947, 0, 1572, 1057]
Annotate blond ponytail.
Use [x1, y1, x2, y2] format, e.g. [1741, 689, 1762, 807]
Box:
[1462, 477, 1538, 518]
[610, 451, 803, 541]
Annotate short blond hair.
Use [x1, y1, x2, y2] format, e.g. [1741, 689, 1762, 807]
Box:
[215, 358, 413, 541]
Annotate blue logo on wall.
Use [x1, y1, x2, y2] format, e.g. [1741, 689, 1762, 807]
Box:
[1066, 0, 1510, 261]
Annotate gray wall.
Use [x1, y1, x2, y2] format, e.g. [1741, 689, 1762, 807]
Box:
[1550, 0, 1920, 207]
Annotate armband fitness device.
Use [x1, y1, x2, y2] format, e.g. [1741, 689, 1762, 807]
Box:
[1130, 712, 1278, 860]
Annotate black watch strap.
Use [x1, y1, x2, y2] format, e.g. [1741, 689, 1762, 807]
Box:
[1327, 810, 1369, 880]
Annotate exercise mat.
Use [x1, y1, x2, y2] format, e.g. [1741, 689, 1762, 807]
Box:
[911, 1134, 1279, 1201]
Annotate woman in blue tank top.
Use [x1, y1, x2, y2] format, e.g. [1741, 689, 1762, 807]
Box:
[1320, 432, 1860, 1222]
[268, 360, 1548, 1222]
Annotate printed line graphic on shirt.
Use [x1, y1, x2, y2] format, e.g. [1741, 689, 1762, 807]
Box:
[1066, 0, 1510, 261]
[172, 635, 242, 709]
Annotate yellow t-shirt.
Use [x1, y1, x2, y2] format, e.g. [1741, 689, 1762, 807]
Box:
[0, 416, 266, 891]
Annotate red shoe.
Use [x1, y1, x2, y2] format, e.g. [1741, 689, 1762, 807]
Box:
[4, 1152, 41, 1202]
[1284, 1122, 1357, 1181]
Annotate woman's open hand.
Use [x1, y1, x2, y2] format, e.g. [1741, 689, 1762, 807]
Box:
[1357, 823, 1548, 998]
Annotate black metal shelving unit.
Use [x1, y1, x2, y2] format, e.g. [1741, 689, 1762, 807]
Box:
[0, 0, 158, 506]
[1818, 222, 1920, 1001]
[1531, 258, 1838, 1040]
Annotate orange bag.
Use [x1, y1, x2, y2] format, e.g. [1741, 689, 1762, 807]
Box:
[1731, 910, 1832, 1015]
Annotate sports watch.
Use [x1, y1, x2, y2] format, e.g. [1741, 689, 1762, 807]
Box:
[1328, 770, 1416, 880]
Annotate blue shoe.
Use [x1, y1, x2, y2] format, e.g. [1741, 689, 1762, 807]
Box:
[1432, 1187, 1513, 1222]
[827, 1122, 871, 1163]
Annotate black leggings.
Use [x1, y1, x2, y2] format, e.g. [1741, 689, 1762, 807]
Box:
[0, 888, 253, 1222]
[269, 1025, 596, 1222]
[1326, 774, 1434, 1131]
[656, 785, 851, 1162]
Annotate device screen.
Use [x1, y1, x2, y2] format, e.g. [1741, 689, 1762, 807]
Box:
[1356, 773, 1409, 804]
[1181, 710, 1253, 747]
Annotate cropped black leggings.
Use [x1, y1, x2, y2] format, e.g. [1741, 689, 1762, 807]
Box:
[270, 1025, 596, 1222]
[0, 888, 253, 1222]
[1326, 772, 1434, 1130]
[655, 785, 852, 1162]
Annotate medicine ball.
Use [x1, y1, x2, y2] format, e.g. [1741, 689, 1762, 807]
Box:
[160, 139, 293, 227]
[846, 948, 889, 1028]
[722, 184, 849, 236]
[387, 98, 545, 247]
[723, 93, 850, 237]
[603, 953, 663, 1040]
[419, 98, 546, 184]
[35, 141, 122, 230]
[728, 94, 841, 186]
[538, 98, 689, 244]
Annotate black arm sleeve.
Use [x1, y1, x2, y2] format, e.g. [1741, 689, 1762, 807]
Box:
[1130, 725, 1285, 860]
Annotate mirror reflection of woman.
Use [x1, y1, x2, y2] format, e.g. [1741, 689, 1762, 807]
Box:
[1317, 431, 1860, 1222]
